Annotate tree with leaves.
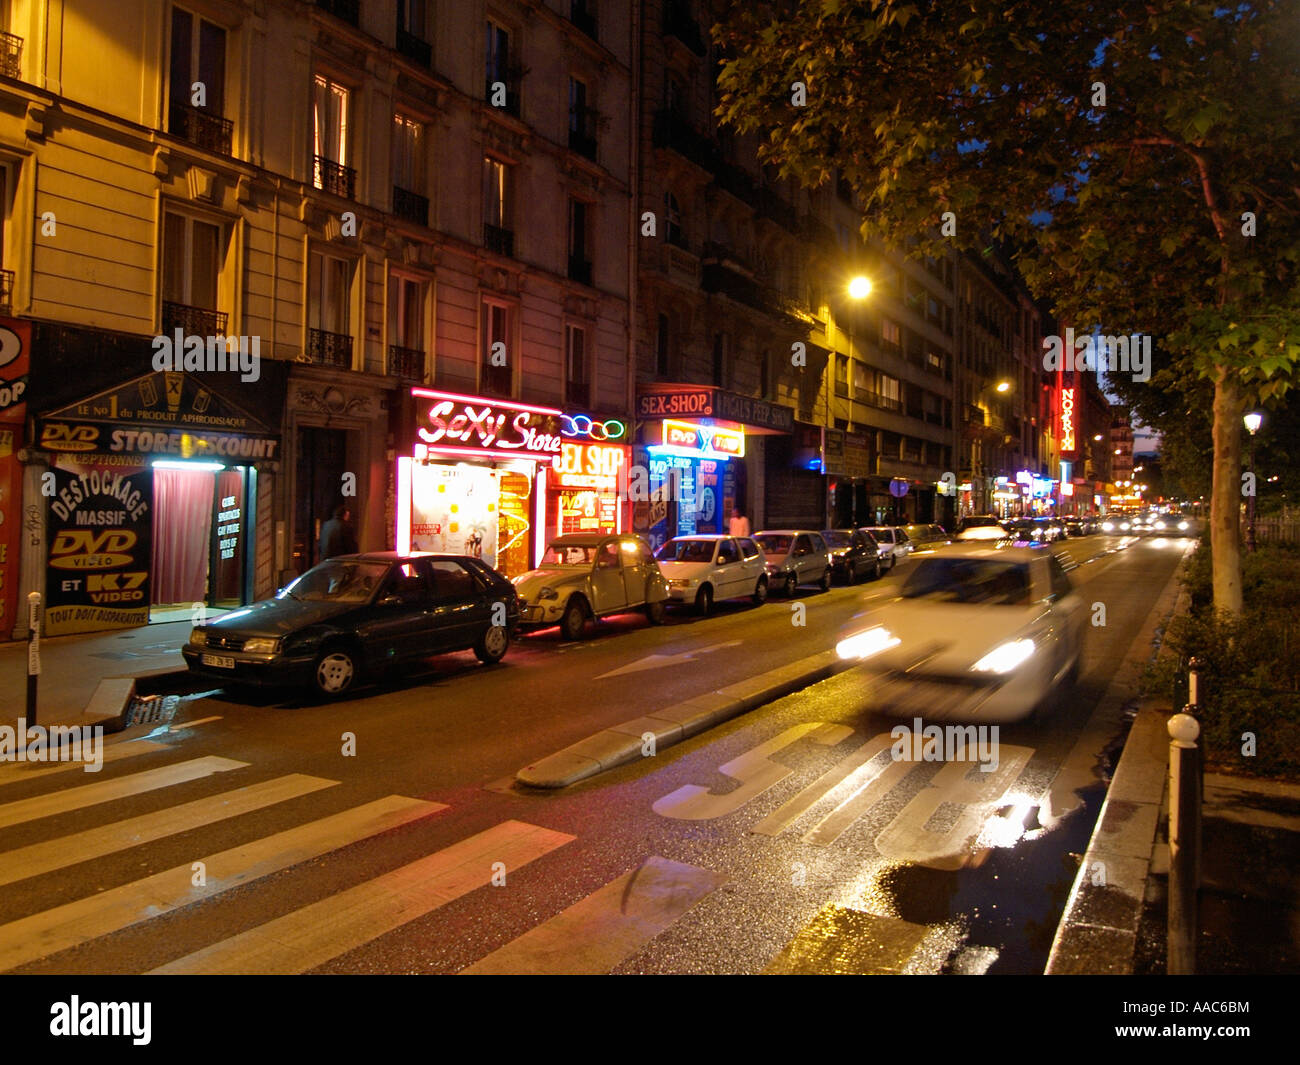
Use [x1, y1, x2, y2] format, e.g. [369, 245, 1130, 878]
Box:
[716, 0, 1300, 613]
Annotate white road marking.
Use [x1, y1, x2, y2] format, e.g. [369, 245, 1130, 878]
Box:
[596, 641, 744, 678]
[0, 740, 169, 787]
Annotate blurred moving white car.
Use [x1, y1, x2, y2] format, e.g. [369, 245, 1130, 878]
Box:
[835, 543, 1086, 722]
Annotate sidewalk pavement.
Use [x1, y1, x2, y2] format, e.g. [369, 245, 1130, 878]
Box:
[0, 619, 197, 732]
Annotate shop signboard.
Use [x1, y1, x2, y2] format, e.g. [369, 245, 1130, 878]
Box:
[0, 318, 30, 634]
[660, 420, 744, 459]
[411, 389, 562, 460]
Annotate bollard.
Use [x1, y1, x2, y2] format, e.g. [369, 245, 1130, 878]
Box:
[26, 592, 40, 728]
[1167, 709, 1202, 975]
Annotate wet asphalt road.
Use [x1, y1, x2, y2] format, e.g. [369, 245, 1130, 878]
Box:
[0, 535, 1190, 974]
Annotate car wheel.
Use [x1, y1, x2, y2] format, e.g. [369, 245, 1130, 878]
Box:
[694, 585, 713, 617]
[560, 597, 588, 641]
[312, 645, 359, 698]
[474, 624, 509, 664]
[644, 599, 666, 624]
[819, 569, 832, 593]
[783, 573, 798, 598]
[873, 559, 882, 580]
[752, 577, 768, 605]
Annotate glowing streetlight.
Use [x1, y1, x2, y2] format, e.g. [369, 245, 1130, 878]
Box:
[1244, 411, 1262, 435]
[1244, 411, 1262, 551]
[995, 380, 1011, 393]
[848, 276, 872, 300]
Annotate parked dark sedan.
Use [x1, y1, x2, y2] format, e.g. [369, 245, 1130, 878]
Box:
[822, 528, 882, 583]
[182, 552, 520, 697]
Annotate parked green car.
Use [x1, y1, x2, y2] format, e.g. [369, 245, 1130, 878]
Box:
[513, 533, 670, 640]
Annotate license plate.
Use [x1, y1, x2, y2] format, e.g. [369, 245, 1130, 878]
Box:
[201, 654, 235, 669]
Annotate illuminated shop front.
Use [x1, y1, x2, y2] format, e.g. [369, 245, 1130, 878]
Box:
[545, 414, 631, 540]
[638, 418, 745, 551]
[396, 388, 562, 577]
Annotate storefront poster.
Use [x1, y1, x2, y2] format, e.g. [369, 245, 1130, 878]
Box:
[409, 463, 500, 562]
[0, 318, 31, 635]
[45, 456, 153, 635]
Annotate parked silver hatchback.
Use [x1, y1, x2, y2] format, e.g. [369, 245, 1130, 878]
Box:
[752, 530, 832, 597]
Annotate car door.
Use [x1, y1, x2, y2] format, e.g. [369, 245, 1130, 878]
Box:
[369, 561, 436, 662]
[808, 533, 830, 579]
[739, 537, 764, 588]
[592, 539, 628, 613]
[789, 534, 812, 584]
[427, 559, 487, 650]
[714, 537, 741, 597]
[619, 537, 653, 605]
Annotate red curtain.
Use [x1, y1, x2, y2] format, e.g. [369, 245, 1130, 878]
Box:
[152, 467, 215, 605]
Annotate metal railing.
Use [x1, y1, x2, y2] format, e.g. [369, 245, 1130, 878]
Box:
[567, 255, 593, 286]
[162, 300, 227, 337]
[0, 32, 24, 80]
[313, 155, 356, 199]
[315, 0, 359, 27]
[169, 104, 233, 155]
[568, 111, 598, 160]
[392, 185, 428, 226]
[388, 344, 425, 380]
[484, 223, 514, 257]
[307, 327, 353, 368]
[396, 28, 432, 67]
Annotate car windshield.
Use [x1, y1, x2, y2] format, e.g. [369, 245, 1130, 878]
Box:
[541, 544, 598, 566]
[281, 560, 388, 603]
[754, 534, 793, 556]
[899, 558, 1031, 605]
[822, 531, 853, 548]
[656, 539, 717, 563]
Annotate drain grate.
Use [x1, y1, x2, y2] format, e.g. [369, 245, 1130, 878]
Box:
[125, 694, 181, 727]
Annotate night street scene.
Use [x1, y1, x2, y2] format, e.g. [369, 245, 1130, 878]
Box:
[0, 0, 1296, 1038]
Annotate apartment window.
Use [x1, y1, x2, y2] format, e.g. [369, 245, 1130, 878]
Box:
[313, 75, 354, 198]
[569, 77, 597, 160]
[392, 115, 427, 225]
[904, 437, 923, 463]
[308, 250, 354, 367]
[396, 0, 432, 66]
[881, 319, 901, 351]
[566, 325, 590, 407]
[877, 372, 901, 408]
[664, 192, 684, 247]
[481, 300, 514, 396]
[388, 275, 426, 380]
[485, 20, 519, 115]
[568, 199, 592, 285]
[483, 157, 513, 255]
[835, 355, 849, 397]
[0, 166, 9, 313]
[712, 333, 726, 387]
[570, 0, 598, 40]
[162, 212, 225, 334]
[852, 361, 870, 396]
[656, 314, 671, 376]
[168, 6, 230, 154]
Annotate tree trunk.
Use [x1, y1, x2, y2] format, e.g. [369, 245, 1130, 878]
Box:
[1210, 367, 1244, 615]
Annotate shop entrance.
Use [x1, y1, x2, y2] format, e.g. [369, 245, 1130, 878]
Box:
[295, 426, 349, 574]
[151, 462, 252, 620]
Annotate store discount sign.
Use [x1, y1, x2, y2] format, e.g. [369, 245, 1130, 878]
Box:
[412, 389, 563, 459]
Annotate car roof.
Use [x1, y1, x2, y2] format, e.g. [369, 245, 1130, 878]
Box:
[548, 533, 641, 546]
[755, 529, 819, 536]
[327, 551, 436, 562]
[664, 534, 730, 541]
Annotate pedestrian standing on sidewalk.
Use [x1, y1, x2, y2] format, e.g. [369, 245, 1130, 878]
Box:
[729, 505, 751, 537]
[319, 504, 359, 559]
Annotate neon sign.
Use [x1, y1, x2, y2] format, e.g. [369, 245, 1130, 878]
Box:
[660, 420, 744, 459]
[411, 389, 563, 458]
[1060, 387, 1076, 453]
[560, 414, 626, 442]
[553, 442, 625, 489]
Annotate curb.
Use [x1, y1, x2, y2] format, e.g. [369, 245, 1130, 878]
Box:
[516, 649, 849, 788]
[1045, 549, 1192, 975]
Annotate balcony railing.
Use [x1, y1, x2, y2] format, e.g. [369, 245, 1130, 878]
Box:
[307, 328, 353, 368]
[663, 2, 706, 56]
[481, 362, 512, 397]
[567, 255, 593, 286]
[388, 344, 425, 381]
[313, 155, 356, 199]
[396, 27, 432, 67]
[568, 111, 598, 161]
[858, 390, 903, 413]
[393, 185, 429, 226]
[315, 0, 359, 27]
[162, 300, 227, 337]
[570, 4, 598, 41]
[566, 380, 590, 408]
[0, 269, 12, 314]
[168, 104, 233, 155]
[485, 68, 523, 117]
[0, 32, 22, 80]
[484, 223, 514, 257]
[652, 109, 716, 171]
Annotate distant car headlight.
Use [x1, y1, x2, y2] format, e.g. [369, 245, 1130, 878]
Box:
[243, 637, 280, 655]
[836, 626, 901, 661]
[972, 639, 1036, 674]
[537, 587, 559, 601]
[1178, 521, 1189, 531]
[189, 627, 207, 647]
[1120, 521, 1131, 530]
[1101, 521, 1115, 532]
[1154, 520, 1166, 530]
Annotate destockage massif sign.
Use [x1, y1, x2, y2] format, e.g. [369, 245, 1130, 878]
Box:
[411, 389, 563, 459]
[45, 457, 153, 636]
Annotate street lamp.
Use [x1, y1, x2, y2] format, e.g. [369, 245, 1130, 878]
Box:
[995, 380, 1011, 393]
[1244, 411, 1262, 551]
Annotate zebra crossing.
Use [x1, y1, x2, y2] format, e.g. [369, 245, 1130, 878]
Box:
[0, 741, 721, 975]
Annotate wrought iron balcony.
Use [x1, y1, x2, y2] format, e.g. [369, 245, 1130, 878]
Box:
[481, 362, 513, 397]
[388, 344, 425, 381]
[0, 269, 12, 314]
[484, 68, 523, 117]
[393, 185, 428, 226]
[570, 3, 598, 41]
[484, 223, 514, 257]
[396, 28, 432, 67]
[663, 2, 706, 56]
[0, 32, 22, 80]
[162, 301, 227, 337]
[168, 104, 233, 156]
[315, 0, 359, 27]
[313, 155, 356, 199]
[307, 328, 353, 368]
[568, 255, 593, 286]
[568, 111, 598, 161]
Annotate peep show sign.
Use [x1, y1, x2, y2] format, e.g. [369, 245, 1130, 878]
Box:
[44, 456, 153, 636]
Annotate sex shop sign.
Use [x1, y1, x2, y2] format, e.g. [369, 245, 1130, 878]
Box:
[404, 388, 564, 460]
